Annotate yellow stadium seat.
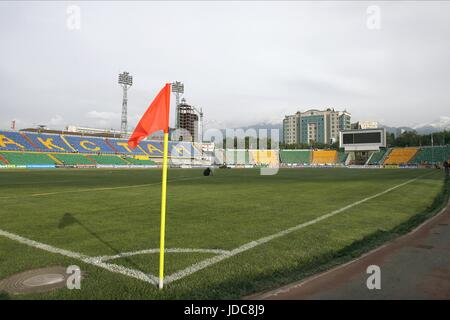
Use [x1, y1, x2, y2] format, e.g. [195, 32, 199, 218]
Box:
[311, 150, 337, 165]
[249, 150, 279, 166]
[383, 148, 418, 165]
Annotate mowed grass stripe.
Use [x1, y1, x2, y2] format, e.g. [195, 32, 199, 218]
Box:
[0, 168, 445, 299]
[0, 169, 434, 287]
[0, 169, 440, 255]
[164, 170, 436, 283]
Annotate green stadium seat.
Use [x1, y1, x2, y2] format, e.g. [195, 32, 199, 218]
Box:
[124, 157, 157, 165]
[368, 150, 387, 165]
[88, 154, 129, 165]
[0, 152, 56, 165]
[337, 152, 348, 164]
[280, 150, 311, 164]
[53, 153, 94, 165]
[411, 146, 450, 164]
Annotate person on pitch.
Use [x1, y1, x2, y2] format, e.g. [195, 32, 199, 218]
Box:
[203, 167, 213, 176]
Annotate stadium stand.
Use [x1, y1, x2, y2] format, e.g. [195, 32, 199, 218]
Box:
[0, 153, 8, 164]
[0, 152, 55, 165]
[0, 131, 36, 151]
[138, 140, 164, 157]
[169, 141, 201, 158]
[87, 154, 129, 165]
[279, 150, 311, 165]
[250, 150, 279, 166]
[311, 150, 337, 165]
[383, 147, 418, 165]
[367, 149, 387, 165]
[225, 149, 250, 165]
[24, 132, 72, 152]
[63, 135, 116, 154]
[337, 152, 348, 164]
[124, 157, 157, 165]
[411, 146, 450, 164]
[106, 138, 146, 155]
[53, 153, 95, 165]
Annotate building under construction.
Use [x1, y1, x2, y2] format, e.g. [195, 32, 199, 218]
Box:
[176, 98, 199, 142]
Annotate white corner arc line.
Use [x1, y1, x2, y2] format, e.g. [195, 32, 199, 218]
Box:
[0, 171, 437, 287]
[165, 172, 434, 284]
[0, 229, 158, 285]
[95, 248, 230, 262]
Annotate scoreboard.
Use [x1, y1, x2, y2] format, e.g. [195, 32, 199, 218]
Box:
[339, 128, 386, 151]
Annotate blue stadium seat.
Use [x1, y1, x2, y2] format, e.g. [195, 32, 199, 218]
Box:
[107, 138, 145, 155]
[0, 131, 36, 151]
[138, 140, 164, 157]
[25, 132, 71, 152]
[169, 141, 195, 158]
[63, 135, 115, 154]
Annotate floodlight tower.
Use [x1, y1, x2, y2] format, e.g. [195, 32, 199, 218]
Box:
[172, 81, 184, 128]
[118, 72, 133, 137]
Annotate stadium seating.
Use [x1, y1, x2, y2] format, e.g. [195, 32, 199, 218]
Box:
[383, 147, 418, 165]
[106, 138, 146, 155]
[367, 149, 387, 165]
[311, 150, 337, 165]
[337, 152, 348, 164]
[411, 146, 450, 164]
[124, 157, 157, 165]
[138, 140, 164, 157]
[0, 152, 55, 165]
[279, 150, 311, 164]
[53, 153, 94, 165]
[169, 141, 199, 158]
[24, 132, 72, 152]
[224, 149, 250, 165]
[249, 150, 279, 166]
[87, 154, 129, 165]
[0, 131, 36, 151]
[63, 135, 116, 154]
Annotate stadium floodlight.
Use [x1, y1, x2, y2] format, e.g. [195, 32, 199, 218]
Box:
[118, 72, 133, 137]
[171, 81, 184, 95]
[172, 81, 184, 128]
[119, 72, 133, 86]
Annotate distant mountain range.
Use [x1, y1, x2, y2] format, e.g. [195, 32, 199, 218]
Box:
[380, 117, 450, 135]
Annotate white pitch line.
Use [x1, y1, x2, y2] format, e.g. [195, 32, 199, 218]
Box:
[0, 176, 203, 199]
[0, 171, 438, 287]
[164, 172, 434, 284]
[0, 229, 158, 285]
[94, 248, 230, 262]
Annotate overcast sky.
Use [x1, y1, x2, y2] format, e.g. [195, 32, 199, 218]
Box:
[1, 1, 449, 131]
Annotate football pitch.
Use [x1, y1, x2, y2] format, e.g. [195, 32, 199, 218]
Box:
[0, 167, 447, 299]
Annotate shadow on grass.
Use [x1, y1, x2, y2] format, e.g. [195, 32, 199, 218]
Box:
[58, 213, 143, 272]
[0, 291, 10, 300]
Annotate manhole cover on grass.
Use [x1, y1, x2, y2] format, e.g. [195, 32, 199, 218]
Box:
[0, 266, 70, 294]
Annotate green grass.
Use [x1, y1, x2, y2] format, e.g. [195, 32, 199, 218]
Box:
[0, 167, 447, 299]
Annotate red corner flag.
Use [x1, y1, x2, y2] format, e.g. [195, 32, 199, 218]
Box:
[128, 83, 171, 149]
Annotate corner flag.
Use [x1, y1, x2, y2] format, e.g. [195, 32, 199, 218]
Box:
[128, 83, 171, 148]
[128, 83, 171, 289]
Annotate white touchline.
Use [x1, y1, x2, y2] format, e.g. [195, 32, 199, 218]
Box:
[164, 172, 436, 284]
[0, 176, 203, 199]
[0, 171, 438, 286]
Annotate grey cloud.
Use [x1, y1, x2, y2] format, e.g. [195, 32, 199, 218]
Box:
[0, 1, 449, 131]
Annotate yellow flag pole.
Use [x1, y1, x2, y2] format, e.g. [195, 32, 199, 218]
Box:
[159, 131, 169, 289]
